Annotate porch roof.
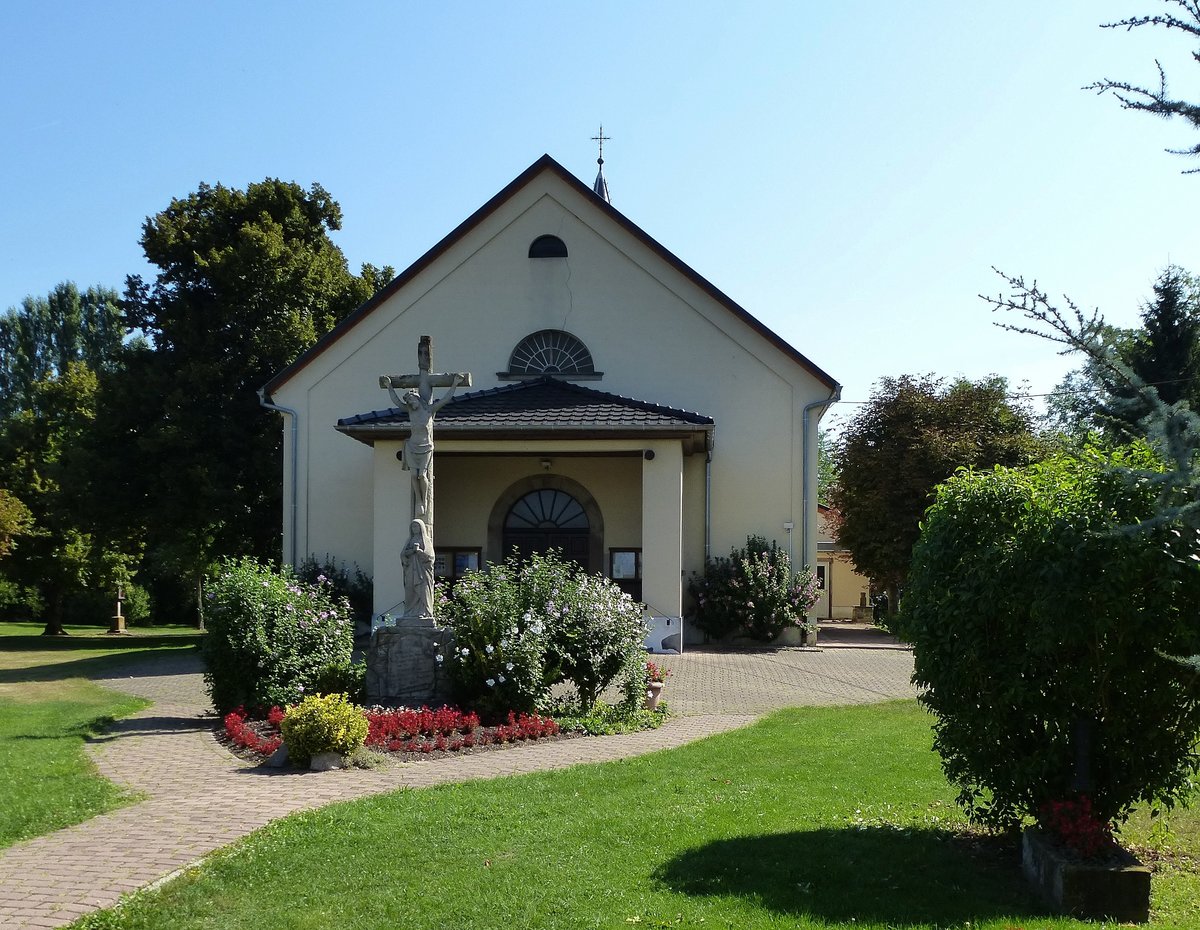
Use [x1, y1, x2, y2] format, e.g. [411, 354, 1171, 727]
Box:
[336, 377, 714, 453]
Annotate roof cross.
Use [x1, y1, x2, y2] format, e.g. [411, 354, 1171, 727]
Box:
[591, 124, 610, 166]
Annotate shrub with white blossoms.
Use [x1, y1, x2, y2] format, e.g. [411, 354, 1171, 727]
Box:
[202, 556, 355, 713]
[440, 550, 649, 717]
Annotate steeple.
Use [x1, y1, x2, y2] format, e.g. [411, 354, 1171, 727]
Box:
[591, 124, 611, 204]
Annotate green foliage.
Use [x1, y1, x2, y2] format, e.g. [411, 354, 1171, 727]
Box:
[901, 444, 1200, 831]
[1048, 267, 1200, 438]
[830, 374, 1041, 607]
[297, 554, 373, 632]
[0, 489, 32, 560]
[0, 362, 143, 634]
[310, 660, 366, 704]
[0, 282, 126, 422]
[546, 698, 668, 735]
[817, 428, 837, 504]
[440, 550, 648, 716]
[201, 557, 354, 714]
[689, 536, 821, 641]
[112, 179, 392, 621]
[279, 693, 368, 767]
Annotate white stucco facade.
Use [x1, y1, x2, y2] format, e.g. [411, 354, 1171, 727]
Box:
[264, 156, 839, 641]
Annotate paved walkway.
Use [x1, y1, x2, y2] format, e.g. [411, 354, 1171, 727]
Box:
[0, 630, 914, 929]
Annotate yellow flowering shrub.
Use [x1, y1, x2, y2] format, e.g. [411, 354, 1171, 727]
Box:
[279, 693, 368, 765]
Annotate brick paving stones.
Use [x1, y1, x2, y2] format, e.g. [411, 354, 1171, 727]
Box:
[0, 631, 913, 929]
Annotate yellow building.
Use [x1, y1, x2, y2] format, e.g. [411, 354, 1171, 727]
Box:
[815, 504, 873, 621]
[262, 155, 840, 645]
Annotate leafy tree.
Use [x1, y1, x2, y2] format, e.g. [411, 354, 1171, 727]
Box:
[118, 179, 392, 620]
[829, 375, 1041, 614]
[901, 444, 1200, 832]
[816, 428, 837, 504]
[0, 489, 32, 559]
[1087, 1, 1200, 171]
[0, 282, 125, 421]
[0, 363, 101, 634]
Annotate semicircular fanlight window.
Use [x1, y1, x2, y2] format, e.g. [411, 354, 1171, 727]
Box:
[508, 329, 595, 376]
[504, 489, 589, 531]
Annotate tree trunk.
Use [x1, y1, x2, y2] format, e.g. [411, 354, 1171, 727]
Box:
[886, 583, 899, 616]
[195, 575, 206, 631]
[41, 588, 68, 636]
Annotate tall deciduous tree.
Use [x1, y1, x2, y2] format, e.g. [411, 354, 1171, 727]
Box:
[0, 363, 102, 634]
[829, 375, 1041, 613]
[118, 179, 392, 620]
[0, 283, 125, 421]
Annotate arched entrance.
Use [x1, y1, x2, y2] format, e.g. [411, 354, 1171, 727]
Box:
[503, 488, 590, 568]
[487, 475, 604, 572]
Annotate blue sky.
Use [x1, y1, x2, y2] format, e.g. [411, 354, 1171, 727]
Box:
[2, 1, 1197, 422]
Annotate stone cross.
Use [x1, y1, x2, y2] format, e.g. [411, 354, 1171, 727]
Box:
[379, 335, 473, 531]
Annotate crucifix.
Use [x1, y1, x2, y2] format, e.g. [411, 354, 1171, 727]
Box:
[379, 335, 473, 531]
[591, 124, 610, 165]
[380, 337, 472, 621]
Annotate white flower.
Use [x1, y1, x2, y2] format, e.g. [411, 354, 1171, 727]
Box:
[435, 654, 444, 663]
[505, 662, 514, 671]
[646, 690, 653, 698]
[498, 675, 506, 684]
[486, 678, 496, 687]
[485, 644, 494, 654]
[522, 611, 532, 622]
[461, 647, 470, 656]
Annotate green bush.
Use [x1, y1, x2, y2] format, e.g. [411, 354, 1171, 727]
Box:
[280, 693, 368, 766]
[689, 536, 821, 641]
[201, 557, 354, 714]
[441, 550, 648, 716]
[297, 554, 372, 633]
[311, 660, 366, 703]
[901, 444, 1200, 832]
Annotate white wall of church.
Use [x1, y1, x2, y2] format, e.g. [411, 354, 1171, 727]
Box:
[270, 168, 835, 610]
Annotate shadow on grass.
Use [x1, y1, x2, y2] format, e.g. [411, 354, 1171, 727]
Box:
[0, 645, 202, 685]
[654, 825, 1048, 926]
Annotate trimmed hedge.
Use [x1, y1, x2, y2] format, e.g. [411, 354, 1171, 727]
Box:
[901, 444, 1200, 830]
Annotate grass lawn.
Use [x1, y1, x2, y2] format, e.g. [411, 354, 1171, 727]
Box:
[68, 701, 1200, 930]
[0, 623, 202, 848]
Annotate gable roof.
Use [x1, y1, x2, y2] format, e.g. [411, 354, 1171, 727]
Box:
[264, 154, 838, 397]
[336, 377, 714, 453]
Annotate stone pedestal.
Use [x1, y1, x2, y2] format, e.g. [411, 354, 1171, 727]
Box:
[365, 622, 455, 708]
[1022, 827, 1150, 923]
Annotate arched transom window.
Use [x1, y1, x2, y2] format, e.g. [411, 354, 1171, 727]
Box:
[504, 489, 589, 531]
[507, 329, 595, 376]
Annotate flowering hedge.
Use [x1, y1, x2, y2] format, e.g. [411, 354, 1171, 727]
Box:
[440, 550, 648, 715]
[689, 536, 820, 641]
[202, 556, 354, 713]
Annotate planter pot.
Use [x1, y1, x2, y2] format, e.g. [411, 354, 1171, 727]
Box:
[644, 680, 665, 711]
[802, 627, 818, 647]
[1021, 827, 1150, 923]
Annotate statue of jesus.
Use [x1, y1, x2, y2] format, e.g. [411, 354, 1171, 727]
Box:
[395, 374, 462, 523]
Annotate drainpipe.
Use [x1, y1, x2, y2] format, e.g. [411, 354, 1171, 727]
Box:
[257, 388, 299, 568]
[801, 385, 841, 571]
[704, 438, 714, 563]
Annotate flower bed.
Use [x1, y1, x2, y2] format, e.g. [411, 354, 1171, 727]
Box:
[220, 703, 563, 764]
[223, 706, 284, 756]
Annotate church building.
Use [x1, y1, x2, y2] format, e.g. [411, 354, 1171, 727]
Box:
[261, 153, 840, 644]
